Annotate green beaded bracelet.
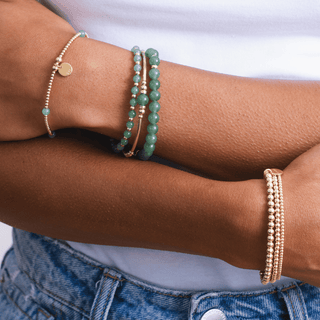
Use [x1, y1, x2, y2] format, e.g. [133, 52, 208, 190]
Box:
[140, 48, 161, 160]
[116, 47, 142, 152]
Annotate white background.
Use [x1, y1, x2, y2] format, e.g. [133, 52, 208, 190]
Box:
[0, 222, 13, 263]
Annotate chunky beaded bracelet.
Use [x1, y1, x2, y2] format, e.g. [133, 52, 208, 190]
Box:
[42, 31, 88, 137]
[116, 46, 143, 154]
[260, 168, 285, 285]
[138, 48, 161, 160]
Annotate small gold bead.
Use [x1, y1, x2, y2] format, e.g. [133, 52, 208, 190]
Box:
[268, 222, 275, 229]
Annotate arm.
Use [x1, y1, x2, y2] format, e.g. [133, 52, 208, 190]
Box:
[1, 0, 320, 181]
[2, 130, 320, 287]
[0, 129, 268, 271]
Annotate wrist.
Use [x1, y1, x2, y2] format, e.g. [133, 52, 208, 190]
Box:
[219, 178, 267, 271]
[54, 39, 134, 138]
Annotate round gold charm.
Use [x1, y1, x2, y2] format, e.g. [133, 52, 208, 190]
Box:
[58, 62, 73, 76]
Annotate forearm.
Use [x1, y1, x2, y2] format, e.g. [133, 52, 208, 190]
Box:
[2, 0, 320, 181]
[0, 131, 266, 271]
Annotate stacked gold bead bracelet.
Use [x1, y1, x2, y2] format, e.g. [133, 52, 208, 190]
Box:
[260, 169, 285, 284]
[42, 31, 88, 137]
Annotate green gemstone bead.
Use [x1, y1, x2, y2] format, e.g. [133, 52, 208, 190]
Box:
[128, 110, 136, 118]
[149, 80, 160, 91]
[131, 46, 140, 53]
[149, 90, 161, 101]
[144, 142, 156, 153]
[137, 94, 149, 106]
[134, 64, 142, 72]
[145, 150, 153, 157]
[148, 112, 159, 124]
[149, 68, 160, 80]
[130, 98, 137, 106]
[126, 121, 134, 129]
[131, 86, 139, 95]
[79, 30, 86, 37]
[124, 130, 132, 139]
[42, 108, 50, 115]
[146, 133, 157, 144]
[121, 138, 128, 146]
[116, 143, 124, 151]
[145, 48, 159, 58]
[149, 101, 161, 113]
[133, 75, 141, 83]
[149, 56, 160, 66]
[147, 124, 158, 134]
[134, 55, 142, 62]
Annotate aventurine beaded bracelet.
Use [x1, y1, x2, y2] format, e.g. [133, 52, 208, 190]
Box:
[260, 168, 285, 285]
[42, 30, 88, 137]
[138, 48, 161, 160]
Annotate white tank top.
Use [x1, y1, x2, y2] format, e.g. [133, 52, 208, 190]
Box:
[40, 0, 320, 291]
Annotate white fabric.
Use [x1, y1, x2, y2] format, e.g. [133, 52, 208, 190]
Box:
[42, 0, 320, 291]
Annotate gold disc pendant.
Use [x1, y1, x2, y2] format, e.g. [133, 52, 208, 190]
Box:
[58, 62, 73, 76]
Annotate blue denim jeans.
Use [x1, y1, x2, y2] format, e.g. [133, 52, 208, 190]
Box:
[1, 229, 320, 319]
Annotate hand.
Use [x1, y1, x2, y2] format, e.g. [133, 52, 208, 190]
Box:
[282, 143, 320, 286]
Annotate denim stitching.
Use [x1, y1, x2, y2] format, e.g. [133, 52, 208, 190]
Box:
[105, 274, 192, 298]
[37, 308, 52, 319]
[294, 287, 306, 320]
[286, 291, 297, 320]
[2, 287, 33, 320]
[100, 273, 116, 320]
[51, 303, 58, 318]
[92, 271, 109, 318]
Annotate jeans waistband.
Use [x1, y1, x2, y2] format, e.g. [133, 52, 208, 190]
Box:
[5, 228, 318, 320]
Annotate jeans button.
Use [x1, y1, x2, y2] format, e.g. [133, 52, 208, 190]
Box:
[201, 309, 227, 320]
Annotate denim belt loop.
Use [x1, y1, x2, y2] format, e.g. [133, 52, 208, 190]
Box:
[279, 282, 309, 320]
[90, 268, 122, 320]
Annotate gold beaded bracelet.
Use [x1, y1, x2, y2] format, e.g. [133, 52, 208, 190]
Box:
[42, 31, 89, 137]
[260, 168, 285, 285]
